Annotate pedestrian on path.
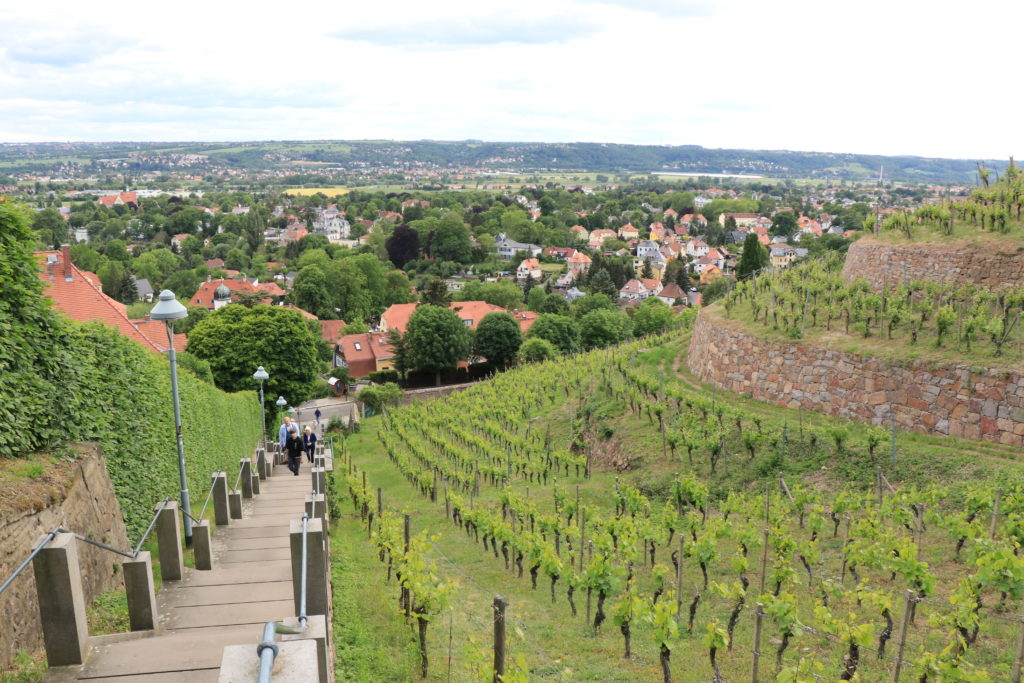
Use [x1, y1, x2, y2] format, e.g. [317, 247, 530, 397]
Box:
[303, 426, 317, 463]
[284, 426, 304, 475]
[315, 408, 322, 425]
[278, 416, 293, 448]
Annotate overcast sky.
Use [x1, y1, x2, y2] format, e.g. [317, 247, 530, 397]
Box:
[0, 0, 1019, 160]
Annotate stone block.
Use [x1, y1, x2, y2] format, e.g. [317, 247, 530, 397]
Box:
[32, 532, 88, 666]
[123, 551, 158, 631]
[280, 614, 328, 683]
[240, 459, 253, 499]
[193, 520, 213, 571]
[155, 501, 184, 582]
[229, 491, 243, 519]
[218, 639, 319, 683]
[212, 472, 230, 527]
[290, 518, 327, 618]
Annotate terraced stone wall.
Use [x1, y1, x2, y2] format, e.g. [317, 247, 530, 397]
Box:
[687, 313, 1024, 446]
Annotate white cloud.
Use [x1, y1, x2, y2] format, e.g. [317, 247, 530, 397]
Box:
[0, 0, 1020, 159]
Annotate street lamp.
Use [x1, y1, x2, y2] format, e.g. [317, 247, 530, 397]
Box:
[151, 289, 192, 546]
[253, 366, 269, 447]
[276, 396, 287, 443]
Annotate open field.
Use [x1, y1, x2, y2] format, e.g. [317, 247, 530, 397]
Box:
[282, 186, 351, 196]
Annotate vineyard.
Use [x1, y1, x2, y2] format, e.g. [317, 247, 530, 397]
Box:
[877, 164, 1024, 240]
[330, 327, 1024, 681]
[721, 253, 1024, 367]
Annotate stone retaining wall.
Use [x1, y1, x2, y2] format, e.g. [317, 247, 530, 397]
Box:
[841, 237, 1024, 290]
[687, 313, 1024, 446]
[0, 445, 129, 669]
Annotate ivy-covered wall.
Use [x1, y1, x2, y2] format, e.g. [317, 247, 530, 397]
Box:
[0, 201, 261, 538]
[67, 322, 262, 538]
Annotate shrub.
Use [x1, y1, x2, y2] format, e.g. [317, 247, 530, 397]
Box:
[368, 369, 400, 385]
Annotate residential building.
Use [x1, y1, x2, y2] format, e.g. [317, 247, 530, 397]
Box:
[336, 332, 395, 378]
[190, 278, 270, 310]
[719, 212, 760, 228]
[517, 258, 542, 281]
[380, 301, 536, 335]
[657, 282, 686, 305]
[495, 233, 541, 260]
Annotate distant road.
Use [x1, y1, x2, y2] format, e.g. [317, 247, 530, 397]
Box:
[654, 171, 764, 179]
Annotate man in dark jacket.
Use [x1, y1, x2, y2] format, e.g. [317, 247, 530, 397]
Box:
[284, 426, 304, 475]
[303, 426, 318, 463]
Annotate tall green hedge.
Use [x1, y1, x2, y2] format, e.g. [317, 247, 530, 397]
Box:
[0, 202, 261, 538]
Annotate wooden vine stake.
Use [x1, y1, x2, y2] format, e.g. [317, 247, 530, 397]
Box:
[493, 596, 507, 683]
[991, 488, 1003, 539]
[891, 590, 914, 682]
[750, 603, 764, 683]
[403, 513, 411, 619]
[1011, 601, 1024, 683]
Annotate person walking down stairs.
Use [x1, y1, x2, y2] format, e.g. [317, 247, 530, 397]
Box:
[284, 426, 304, 475]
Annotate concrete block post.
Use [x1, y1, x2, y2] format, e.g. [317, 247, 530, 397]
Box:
[156, 501, 184, 582]
[31, 532, 88, 666]
[123, 551, 158, 631]
[193, 520, 213, 570]
[239, 458, 253, 499]
[251, 471, 261, 495]
[219, 640, 319, 683]
[212, 472, 230, 527]
[313, 455, 326, 470]
[305, 494, 327, 522]
[290, 517, 327, 617]
[255, 448, 267, 481]
[280, 615, 328, 683]
[311, 467, 326, 497]
[228, 490, 243, 519]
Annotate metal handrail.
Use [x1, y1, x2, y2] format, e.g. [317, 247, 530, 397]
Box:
[0, 497, 173, 598]
[196, 477, 219, 523]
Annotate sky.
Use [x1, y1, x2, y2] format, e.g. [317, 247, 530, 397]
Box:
[0, 0, 1020, 160]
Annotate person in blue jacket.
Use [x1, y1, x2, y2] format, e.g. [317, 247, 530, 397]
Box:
[303, 426, 318, 463]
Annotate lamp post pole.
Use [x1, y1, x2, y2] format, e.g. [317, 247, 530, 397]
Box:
[167, 320, 192, 546]
[152, 290, 192, 546]
[253, 366, 269, 449]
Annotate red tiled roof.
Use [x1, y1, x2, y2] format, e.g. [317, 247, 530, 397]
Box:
[382, 301, 535, 335]
[36, 249, 164, 353]
[320, 320, 347, 344]
[659, 283, 686, 300]
[338, 332, 394, 378]
[282, 304, 318, 320]
[256, 281, 286, 297]
[190, 279, 269, 309]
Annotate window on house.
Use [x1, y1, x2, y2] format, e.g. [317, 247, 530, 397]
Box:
[354, 342, 362, 350]
[464, 319, 472, 327]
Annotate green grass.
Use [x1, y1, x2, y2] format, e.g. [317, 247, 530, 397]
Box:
[0, 650, 46, 683]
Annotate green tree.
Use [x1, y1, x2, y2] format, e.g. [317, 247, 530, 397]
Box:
[456, 281, 523, 310]
[527, 286, 547, 312]
[632, 297, 675, 336]
[404, 305, 471, 386]
[527, 314, 581, 354]
[589, 268, 618, 297]
[473, 312, 522, 369]
[540, 293, 569, 315]
[32, 208, 68, 246]
[118, 270, 138, 305]
[421, 277, 452, 306]
[186, 305, 323, 404]
[225, 247, 250, 271]
[291, 265, 333, 318]
[771, 212, 798, 238]
[430, 215, 472, 263]
[97, 259, 124, 299]
[572, 293, 616, 318]
[384, 270, 417, 306]
[736, 232, 770, 280]
[519, 337, 557, 362]
[162, 270, 200, 300]
[661, 258, 691, 289]
[579, 308, 632, 349]
[70, 244, 102, 272]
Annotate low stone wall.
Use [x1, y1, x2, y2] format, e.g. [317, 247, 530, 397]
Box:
[841, 237, 1024, 290]
[687, 313, 1024, 446]
[0, 444, 129, 669]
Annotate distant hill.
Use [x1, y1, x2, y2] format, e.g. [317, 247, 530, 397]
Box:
[0, 139, 1007, 183]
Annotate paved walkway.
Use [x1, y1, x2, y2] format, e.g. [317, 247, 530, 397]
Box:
[47, 448, 330, 682]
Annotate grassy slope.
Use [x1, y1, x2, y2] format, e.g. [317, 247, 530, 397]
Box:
[331, 332, 1024, 681]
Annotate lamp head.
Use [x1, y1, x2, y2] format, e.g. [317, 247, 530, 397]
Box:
[276, 396, 287, 407]
[150, 290, 188, 321]
[253, 366, 269, 382]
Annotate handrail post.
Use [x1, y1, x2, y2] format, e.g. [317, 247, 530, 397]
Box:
[123, 551, 159, 631]
[255, 448, 268, 481]
[155, 501, 185, 582]
[32, 532, 88, 665]
[240, 458, 254, 499]
[212, 472, 230, 526]
[193, 520, 213, 570]
[290, 517, 327, 618]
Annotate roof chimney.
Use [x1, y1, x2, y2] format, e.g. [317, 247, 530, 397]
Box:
[61, 245, 72, 281]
